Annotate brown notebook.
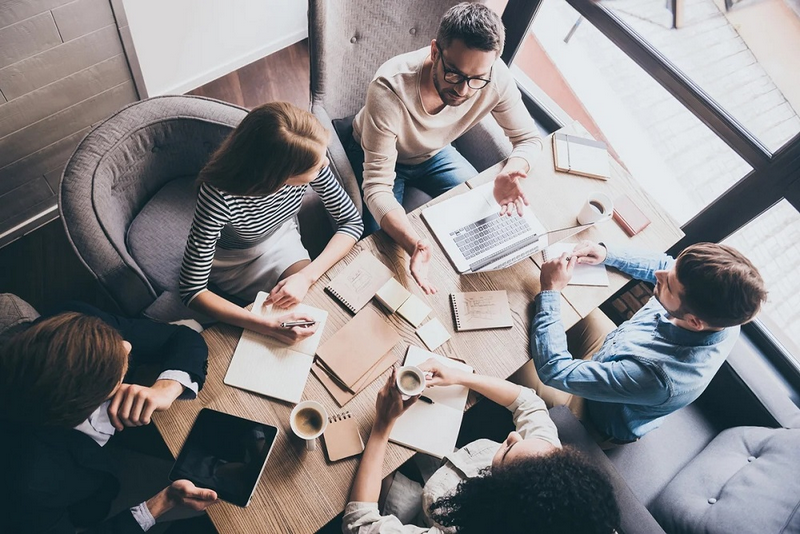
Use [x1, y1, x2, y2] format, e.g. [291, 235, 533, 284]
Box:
[613, 194, 651, 236]
[450, 291, 514, 331]
[312, 351, 397, 406]
[316, 307, 401, 391]
[323, 411, 364, 462]
[325, 252, 394, 314]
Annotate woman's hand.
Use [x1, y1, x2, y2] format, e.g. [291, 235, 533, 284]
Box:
[373, 368, 417, 433]
[417, 358, 470, 387]
[266, 271, 316, 308]
[256, 313, 317, 345]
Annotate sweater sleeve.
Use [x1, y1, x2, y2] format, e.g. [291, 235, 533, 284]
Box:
[179, 183, 230, 305]
[309, 166, 364, 240]
[490, 60, 543, 170]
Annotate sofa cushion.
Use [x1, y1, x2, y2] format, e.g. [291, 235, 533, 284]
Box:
[652, 426, 800, 534]
[126, 175, 197, 293]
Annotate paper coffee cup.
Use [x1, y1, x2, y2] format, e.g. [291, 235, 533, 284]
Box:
[396, 365, 426, 399]
[577, 192, 614, 225]
[290, 400, 328, 451]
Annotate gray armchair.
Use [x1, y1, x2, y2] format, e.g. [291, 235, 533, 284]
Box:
[59, 95, 335, 321]
[308, 0, 513, 213]
[0, 293, 39, 338]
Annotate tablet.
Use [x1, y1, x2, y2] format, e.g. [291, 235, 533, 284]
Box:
[169, 409, 279, 507]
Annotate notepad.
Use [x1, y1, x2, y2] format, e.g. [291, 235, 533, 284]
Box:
[416, 318, 451, 351]
[224, 292, 327, 404]
[553, 132, 611, 181]
[450, 291, 513, 332]
[312, 350, 397, 407]
[397, 294, 431, 327]
[325, 251, 394, 314]
[375, 278, 412, 313]
[543, 243, 609, 287]
[316, 307, 401, 392]
[389, 346, 473, 458]
[323, 411, 364, 462]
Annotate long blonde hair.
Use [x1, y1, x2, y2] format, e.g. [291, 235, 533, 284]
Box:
[197, 101, 330, 196]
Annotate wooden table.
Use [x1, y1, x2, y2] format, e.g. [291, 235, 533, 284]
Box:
[153, 122, 682, 534]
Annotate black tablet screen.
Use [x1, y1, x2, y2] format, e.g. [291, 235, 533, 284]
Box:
[170, 409, 279, 507]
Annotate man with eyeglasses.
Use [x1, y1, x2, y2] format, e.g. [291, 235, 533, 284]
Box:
[345, 2, 543, 294]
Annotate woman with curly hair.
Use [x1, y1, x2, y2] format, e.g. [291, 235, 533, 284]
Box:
[343, 361, 620, 534]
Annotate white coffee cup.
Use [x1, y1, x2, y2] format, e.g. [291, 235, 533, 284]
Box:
[577, 192, 614, 225]
[396, 365, 426, 399]
[289, 400, 328, 451]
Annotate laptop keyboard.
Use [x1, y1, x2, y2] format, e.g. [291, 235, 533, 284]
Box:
[450, 213, 532, 260]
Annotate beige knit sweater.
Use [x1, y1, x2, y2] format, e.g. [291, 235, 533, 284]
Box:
[352, 47, 543, 224]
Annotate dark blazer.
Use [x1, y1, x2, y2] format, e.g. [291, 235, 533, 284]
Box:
[1, 302, 209, 533]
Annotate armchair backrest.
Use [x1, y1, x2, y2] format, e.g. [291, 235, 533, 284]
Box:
[309, 0, 485, 120]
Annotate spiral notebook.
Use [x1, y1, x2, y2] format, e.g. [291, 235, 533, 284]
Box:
[450, 291, 513, 332]
[323, 411, 364, 462]
[325, 251, 394, 314]
[542, 243, 609, 286]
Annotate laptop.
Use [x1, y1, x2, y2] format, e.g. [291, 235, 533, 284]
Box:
[422, 181, 591, 273]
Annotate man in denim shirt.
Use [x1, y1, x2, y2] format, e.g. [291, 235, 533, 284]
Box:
[528, 241, 766, 443]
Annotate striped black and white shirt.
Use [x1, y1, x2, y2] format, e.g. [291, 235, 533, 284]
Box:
[179, 166, 363, 304]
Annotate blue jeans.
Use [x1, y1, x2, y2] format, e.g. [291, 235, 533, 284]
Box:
[345, 134, 477, 235]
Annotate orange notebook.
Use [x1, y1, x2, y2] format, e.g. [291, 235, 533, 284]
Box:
[323, 411, 364, 462]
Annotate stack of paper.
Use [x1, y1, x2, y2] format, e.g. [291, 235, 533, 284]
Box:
[224, 292, 328, 404]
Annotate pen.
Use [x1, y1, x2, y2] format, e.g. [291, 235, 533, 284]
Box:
[280, 320, 316, 328]
[419, 396, 434, 404]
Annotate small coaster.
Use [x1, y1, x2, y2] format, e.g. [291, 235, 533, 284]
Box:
[415, 317, 451, 351]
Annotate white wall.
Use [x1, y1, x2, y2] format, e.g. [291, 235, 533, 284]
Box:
[120, 0, 308, 97]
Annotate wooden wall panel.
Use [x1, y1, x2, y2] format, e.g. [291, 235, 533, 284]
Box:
[0, 25, 123, 101]
[0, 12, 62, 69]
[0, 0, 72, 31]
[0, 177, 53, 225]
[52, 0, 116, 42]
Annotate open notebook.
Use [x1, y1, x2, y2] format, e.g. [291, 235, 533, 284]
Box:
[224, 292, 328, 404]
[389, 346, 473, 459]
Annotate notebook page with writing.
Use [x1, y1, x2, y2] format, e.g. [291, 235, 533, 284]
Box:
[325, 252, 394, 314]
[450, 291, 513, 331]
[224, 292, 327, 404]
[389, 346, 473, 458]
[543, 243, 609, 287]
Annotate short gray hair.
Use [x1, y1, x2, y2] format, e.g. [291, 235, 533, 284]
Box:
[436, 3, 505, 55]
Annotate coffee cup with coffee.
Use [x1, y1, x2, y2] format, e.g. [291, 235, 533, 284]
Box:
[396, 365, 426, 399]
[289, 400, 328, 451]
[577, 192, 614, 225]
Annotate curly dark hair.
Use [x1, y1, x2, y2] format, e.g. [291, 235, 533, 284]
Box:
[428, 446, 620, 534]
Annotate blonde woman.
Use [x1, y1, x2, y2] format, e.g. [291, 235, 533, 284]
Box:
[179, 102, 363, 344]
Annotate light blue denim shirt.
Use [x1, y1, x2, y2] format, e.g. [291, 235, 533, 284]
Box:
[530, 246, 738, 441]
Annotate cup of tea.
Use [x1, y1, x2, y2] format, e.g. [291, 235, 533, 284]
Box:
[577, 192, 614, 225]
[396, 365, 426, 399]
[289, 400, 328, 451]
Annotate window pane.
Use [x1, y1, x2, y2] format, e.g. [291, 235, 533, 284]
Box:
[513, 0, 752, 224]
[601, 0, 800, 153]
[723, 199, 800, 358]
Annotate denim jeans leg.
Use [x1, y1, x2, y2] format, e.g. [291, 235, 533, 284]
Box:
[409, 145, 478, 199]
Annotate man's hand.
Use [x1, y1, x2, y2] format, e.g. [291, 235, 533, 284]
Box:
[571, 240, 607, 265]
[146, 480, 218, 519]
[108, 380, 184, 431]
[257, 313, 317, 345]
[265, 271, 315, 309]
[417, 358, 470, 387]
[540, 252, 578, 292]
[409, 239, 438, 294]
[493, 169, 529, 217]
[373, 368, 417, 433]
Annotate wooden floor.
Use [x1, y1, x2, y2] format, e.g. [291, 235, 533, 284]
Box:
[0, 40, 311, 312]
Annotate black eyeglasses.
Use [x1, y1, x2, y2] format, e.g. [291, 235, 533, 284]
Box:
[436, 43, 492, 90]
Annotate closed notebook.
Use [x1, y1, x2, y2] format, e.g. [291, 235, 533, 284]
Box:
[326, 251, 394, 314]
[224, 292, 327, 404]
[450, 291, 513, 332]
[375, 278, 411, 314]
[315, 307, 401, 391]
[323, 411, 364, 462]
[613, 193, 651, 236]
[389, 346, 473, 459]
[312, 350, 397, 407]
[552, 132, 611, 181]
[543, 243, 609, 287]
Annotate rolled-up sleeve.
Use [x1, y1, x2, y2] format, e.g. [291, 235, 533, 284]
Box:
[506, 388, 561, 447]
[343, 502, 437, 534]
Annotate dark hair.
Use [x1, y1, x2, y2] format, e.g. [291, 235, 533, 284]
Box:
[0, 312, 128, 427]
[196, 101, 329, 196]
[675, 242, 766, 328]
[436, 2, 505, 54]
[428, 447, 620, 534]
